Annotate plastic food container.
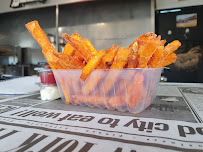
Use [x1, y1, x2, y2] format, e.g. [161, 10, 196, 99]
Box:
[53, 68, 163, 113]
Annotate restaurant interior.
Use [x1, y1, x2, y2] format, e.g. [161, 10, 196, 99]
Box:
[0, 0, 202, 83]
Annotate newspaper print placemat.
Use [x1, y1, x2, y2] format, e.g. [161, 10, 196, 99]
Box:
[178, 87, 203, 123]
[0, 105, 203, 152]
[0, 84, 203, 151]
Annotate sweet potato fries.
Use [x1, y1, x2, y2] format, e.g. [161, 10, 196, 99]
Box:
[26, 21, 181, 111]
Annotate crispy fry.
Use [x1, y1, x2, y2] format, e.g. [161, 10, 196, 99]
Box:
[138, 36, 161, 68]
[82, 71, 105, 95]
[42, 49, 57, 60]
[103, 47, 131, 94]
[105, 44, 116, 53]
[42, 50, 59, 68]
[107, 79, 128, 110]
[162, 53, 177, 67]
[96, 62, 106, 69]
[49, 60, 64, 69]
[128, 42, 138, 68]
[25, 21, 57, 54]
[82, 39, 98, 55]
[62, 33, 94, 62]
[97, 45, 119, 69]
[72, 95, 107, 106]
[80, 50, 106, 81]
[147, 40, 166, 68]
[129, 32, 157, 48]
[164, 40, 181, 55]
[63, 33, 83, 56]
[72, 33, 83, 40]
[110, 47, 131, 69]
[63, 43, 75, 56]
[129, 33, 159, 68]
[156, 40, 181, 67]
[107, 96, 125, 109]
[159, 40, 166, 46]
[137, 32, 157, 42]
[127, 72, 144, 109]
[54, 52, 85, 69]
[63, 33, 84, 62]
[147, 46, 164, 68]
[74, 51, 84, 62]
[26, 21, 59, 69]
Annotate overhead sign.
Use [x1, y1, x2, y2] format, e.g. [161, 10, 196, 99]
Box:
[10, 0, 46, 8]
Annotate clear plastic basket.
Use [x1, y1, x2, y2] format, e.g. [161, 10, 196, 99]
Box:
[53, 68, 163, 113]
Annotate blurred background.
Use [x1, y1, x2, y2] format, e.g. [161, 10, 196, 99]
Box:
[0, 0, 202, 82]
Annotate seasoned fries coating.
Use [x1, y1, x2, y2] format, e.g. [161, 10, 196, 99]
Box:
[62, 33, 94, 62]
[80, 49, 106, 81]
[25, 21, 57, 54]
[138, 36, 161, 68]
[53, 52, 85, 69]
[128, 42, 138, 68]
[63, 33, 82, 56]
[111, 47, 131, 69]
[82, 38, 98, 55]
[162, 53, 177, 67]
[103, 47, 132, 94]
[97, 45, 119, 69]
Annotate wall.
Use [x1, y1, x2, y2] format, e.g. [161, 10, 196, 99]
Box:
[0, 0, 92, 14]
[0, 0, 153, 65]
[156, 0, 203, 10]
[0, 6, 56, 65]
[59, 0, 153, 51]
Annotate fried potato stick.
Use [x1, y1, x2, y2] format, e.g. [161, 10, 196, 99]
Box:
[129, 32, 157, 48]
[110, 47, 131, 69]
[63, 43, 75, 56]
[26, 21, 59, 69]
[128, 42, 138, 68]
[80, 50, 106, 81]
[82, 45, 120, 95]
[63, 33, 85, 62]
[162, 53, 177, 67]
[97, 45, 119, 69]
[74, 51, 85, 62]
[103, 47, 131, 94]
[163, 40, 181, 56]
[107, 78, 128, 110]
[62, 33, 94, 62]
[127, 72, 144, 109]
[49, 60, 64, 69]
[54, 52, 85, 69]
[25, 21, 57, 54]
[138, 36, 161, 68]
[147, 46, 164, 68]
[41, 50, 60, 69]
[156, 40, 181, 67]
[82, 39, 98, 55]
[72, 95, 107, 106]
[105, 44, 116, 53]
[63, 33, 82, 56]
[82, 71, 105, 95]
